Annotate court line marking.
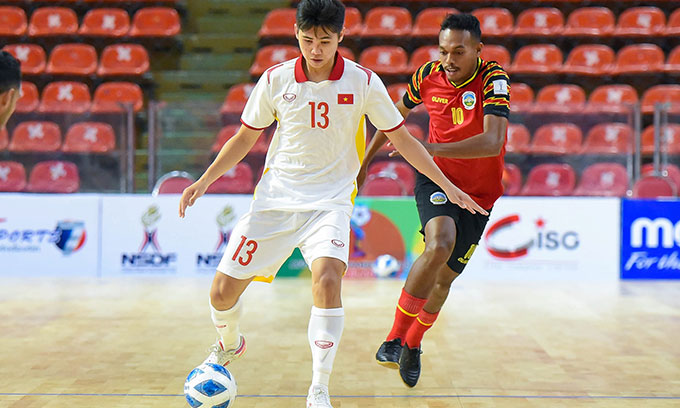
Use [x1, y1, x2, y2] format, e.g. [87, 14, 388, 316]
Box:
[1, 393, 678, 400]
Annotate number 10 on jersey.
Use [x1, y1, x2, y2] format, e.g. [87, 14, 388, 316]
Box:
[309, 102, 329, 129]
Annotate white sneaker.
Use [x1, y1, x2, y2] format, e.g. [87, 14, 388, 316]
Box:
[306, 384, 333, 408]
[203, 335, 246, 366]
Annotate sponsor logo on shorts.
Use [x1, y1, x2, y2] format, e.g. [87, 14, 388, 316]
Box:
[283, 93, 296, 102]
[430, 192, 448, 205]
[331, 239, 345, 248]
[462, 91, 476, 110]
[314, 340, 334, 349]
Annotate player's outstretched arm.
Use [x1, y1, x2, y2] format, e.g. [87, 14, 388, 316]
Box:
[179, 125, 262, 218]
[358, 100, 413, 189]
[425, 115, 507, 159]
[385, 125, 488, 215]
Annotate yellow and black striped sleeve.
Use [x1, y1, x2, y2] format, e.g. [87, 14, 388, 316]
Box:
[481, 61, 510, 118]
[403, 61, 439, 109]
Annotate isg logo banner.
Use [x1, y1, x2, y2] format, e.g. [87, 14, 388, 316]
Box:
[621, 200, 680, 279]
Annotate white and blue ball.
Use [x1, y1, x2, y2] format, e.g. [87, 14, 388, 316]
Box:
[372, 254, 401, 278]
[184, 363, 237, 408]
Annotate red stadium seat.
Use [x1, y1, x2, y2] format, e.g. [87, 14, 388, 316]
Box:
[62, 122, 116, 153]
[16, 81, 39, 113]
[530, 123, 583, 154]
[361, 177, 406, 196]
[412, 8, 458, 37]
[46, 44, 98, 76]
[641, 85, 680, 114]
[641, 124, 680, 154]
[520, 163, 576, 196]
[249, 45, 299, 76]
[0, 128, 7, 150]
[502, 163, 522, 196]
[471, 8, 513, 37]
[38, 81, 91, 113]
[563, 7, 615, 37]
[642, 164, 680, 190]
[581, 123, 632, 154]
[666, 9, 680, 37]
[387, 83, 408, 103]
[632, 175, 676, 198]
[666, 46, 680, 73]
[27, 161, 79, 193]
[152, 171, 193, 195]
[211, 125, 269, 154]
[3, 44, 46, 75]
[587, 84, 638, 113]
[220, 83, 255, 114]
[205, 163, 255, 194]
[613, 44, 665, 75]
[533, 84, 585, 113]
[614, 7, 665, 37]
[28, 7, 78, 37]
[344, 7, 363, 37]
[509, 83, 533, 112]
[367, 160, 415, 192]
[361, 7, 412, 38]
[513, 7, 564, 37]
[79, 8, 130, 37]
[505, 123, 531, 153]
[97, 44, 150, 76]
[359, 46, 408, 75]
[0, 161, 26, 192]
[573, 163, 628, 197]
[408, 46, 440, 72]
[129, 7, 180, 37]
[258, 8, 296, 38]
[510, 44, 562, 74]
[91, 82, 144, 113]
[0, 6, 27, 36]
[338, 46, 355, 62]
[481, 45, 510, 68]
[9, 121, 61, 152]
[562, 45, 615, 75]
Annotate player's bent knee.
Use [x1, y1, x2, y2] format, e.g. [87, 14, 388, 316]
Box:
[424, 240, 455, 264]
[210, 273, 244, 309]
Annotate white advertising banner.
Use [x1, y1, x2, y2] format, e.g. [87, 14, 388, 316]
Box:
[0, 194, 100, 275]
[461, 197, 620, 282]
[100, 195, 253, 276]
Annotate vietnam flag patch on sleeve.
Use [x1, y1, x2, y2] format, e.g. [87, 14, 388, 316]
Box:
[338, 93, 354, 104]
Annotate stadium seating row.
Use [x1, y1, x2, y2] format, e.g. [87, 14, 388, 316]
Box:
[3, 43, 149, 77]
[258, 7, 680, 39]
[12, 81, 144, 113]
[0, 121, 116, 153]
[248, 43, 680, 77]
[0, 6, 180, 38]
[152, 163, 256, 195]
[0, 160, 80, 193]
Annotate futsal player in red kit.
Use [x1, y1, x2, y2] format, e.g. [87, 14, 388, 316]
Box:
[359, 13, 511, 387]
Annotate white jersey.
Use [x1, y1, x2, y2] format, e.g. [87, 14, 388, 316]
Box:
[241, 54, 405, 216]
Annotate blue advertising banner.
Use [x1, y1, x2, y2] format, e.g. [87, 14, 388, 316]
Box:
[621, 199, 680, 279]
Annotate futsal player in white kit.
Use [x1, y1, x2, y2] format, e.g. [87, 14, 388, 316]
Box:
[178, 0, 486, 406]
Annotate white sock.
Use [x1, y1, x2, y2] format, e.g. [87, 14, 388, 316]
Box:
[308, 306, 344, 388]
[210, 297, 243, 350]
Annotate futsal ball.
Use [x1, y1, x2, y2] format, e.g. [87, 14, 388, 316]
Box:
[184, 363, 237, 408]
[372, 254, 400, 277]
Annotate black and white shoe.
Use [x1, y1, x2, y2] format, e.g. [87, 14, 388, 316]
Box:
[398, 343, 422, 387]
[375, 338, 403, 369]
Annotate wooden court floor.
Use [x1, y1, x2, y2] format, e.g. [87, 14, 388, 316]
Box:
[0, 275, 678, 408]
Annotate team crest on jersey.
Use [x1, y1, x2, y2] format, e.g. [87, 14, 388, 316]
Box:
[462, 91, 476, 110]
[430, 192, 448, 205]
[283, 93, 296, 102]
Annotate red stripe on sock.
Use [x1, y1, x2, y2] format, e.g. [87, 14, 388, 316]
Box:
[405, 310, 439, 348]
[386, 289, 427, 343]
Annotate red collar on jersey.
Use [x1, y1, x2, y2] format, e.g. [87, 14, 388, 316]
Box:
[295, 52, 345, 82]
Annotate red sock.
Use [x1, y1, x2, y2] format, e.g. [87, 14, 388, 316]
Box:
[386, 289, 427, 344]
[405, 309, 439, 348]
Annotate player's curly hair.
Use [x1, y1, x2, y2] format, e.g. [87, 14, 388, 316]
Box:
[0, 51, 21, 94]
[296, 0, 345, 35]
[441, 13, 482, 41]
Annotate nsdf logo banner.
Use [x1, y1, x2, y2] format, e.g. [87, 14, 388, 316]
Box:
[621, 200, 680, 279]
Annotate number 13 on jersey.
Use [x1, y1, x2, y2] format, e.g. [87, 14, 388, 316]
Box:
[309, 101, 329, 129]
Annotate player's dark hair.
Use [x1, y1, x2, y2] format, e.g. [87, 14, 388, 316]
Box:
[0, 51, 21, 94]
[296, 0, 345, 35]
[441, 13, 482, 41]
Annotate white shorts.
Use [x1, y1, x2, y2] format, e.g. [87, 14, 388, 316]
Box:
[216, 209, 350, 282]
